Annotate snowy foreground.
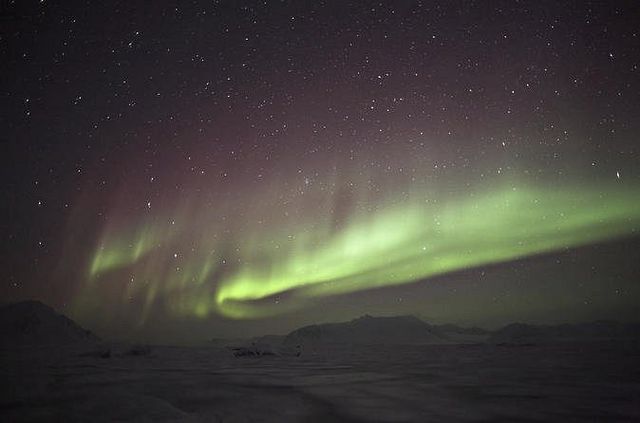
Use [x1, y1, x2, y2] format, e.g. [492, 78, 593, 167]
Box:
[2, 341, 639, 422]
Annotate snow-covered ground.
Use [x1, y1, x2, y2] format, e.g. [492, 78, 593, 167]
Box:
[2, 341, 639, 422]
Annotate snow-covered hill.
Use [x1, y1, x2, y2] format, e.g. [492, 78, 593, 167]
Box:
[0, 300, 98, 347]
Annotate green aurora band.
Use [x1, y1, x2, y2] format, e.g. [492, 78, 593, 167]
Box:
[86, 183, 640, 320]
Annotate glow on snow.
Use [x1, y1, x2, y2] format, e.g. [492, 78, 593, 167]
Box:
[84, 179, 640, 320]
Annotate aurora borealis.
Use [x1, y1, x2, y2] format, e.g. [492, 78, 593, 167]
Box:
[3, 1, 640, 341]
[87, 182, 640, 320]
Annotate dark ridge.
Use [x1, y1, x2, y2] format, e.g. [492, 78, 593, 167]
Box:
[0, 300, 98, 347]
[283, 314, 447, 346]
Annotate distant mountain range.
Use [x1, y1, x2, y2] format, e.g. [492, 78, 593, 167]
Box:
[0, 300, 98, 347]
[268, 316, 639, 348]
[282, 314, 447, 347]
[3, 301, 639, 348]
[488, 321, 640, 344]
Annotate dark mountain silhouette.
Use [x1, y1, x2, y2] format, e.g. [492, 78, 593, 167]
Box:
[0, 300, 98, 347]
[283, 314, 446, 347]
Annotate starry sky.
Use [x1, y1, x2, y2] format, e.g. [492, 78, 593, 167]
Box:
[2, 0, 640, 342]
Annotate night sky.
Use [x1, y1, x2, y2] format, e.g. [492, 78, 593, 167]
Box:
[2, 1, 640, 342]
